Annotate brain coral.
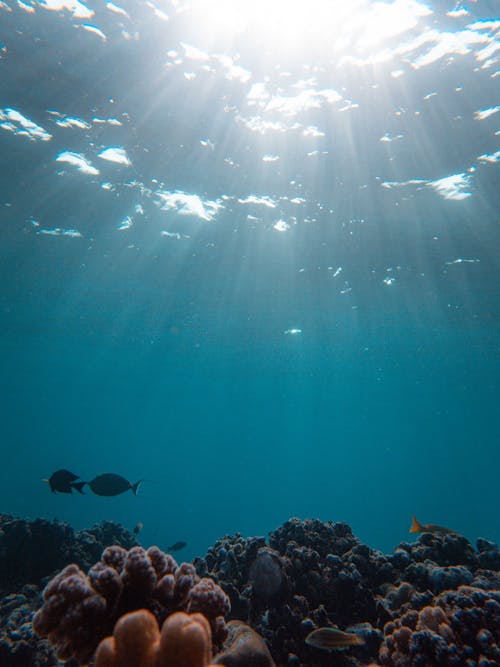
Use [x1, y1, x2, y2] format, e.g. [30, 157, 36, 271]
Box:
[379, 585, 500, 666]
[33, 545, 230, 664]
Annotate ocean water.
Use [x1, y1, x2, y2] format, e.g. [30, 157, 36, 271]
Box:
[0, 0, 498, 562]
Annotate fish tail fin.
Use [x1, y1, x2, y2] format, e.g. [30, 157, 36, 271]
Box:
[410, 515, 424, 533]
[131, 480, 143, 496]
[71, 481, 86, 494]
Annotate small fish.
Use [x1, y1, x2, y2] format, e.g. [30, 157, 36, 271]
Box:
[410, 516, 457, 535]
[167, 541, 187, 552]
[306, 627, 364, 651]
[43, 469, 85, 494]
[87, 473, 142, 497]
[133, 522, 143, 535]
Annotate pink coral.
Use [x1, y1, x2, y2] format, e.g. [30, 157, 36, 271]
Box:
[33, 546, 230, 664]
[93, 610, 220, 667]
[379, 585, 500, 666]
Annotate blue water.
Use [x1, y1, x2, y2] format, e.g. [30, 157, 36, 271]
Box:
[0, 0, 499, 560]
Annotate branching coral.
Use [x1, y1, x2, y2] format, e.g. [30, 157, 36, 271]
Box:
[395, 532, 478, 569]
[0, 588, 59, 667]
[379, 585, 500, 666]
[269, 518, 359, 558]
[33, 545, 230, 664]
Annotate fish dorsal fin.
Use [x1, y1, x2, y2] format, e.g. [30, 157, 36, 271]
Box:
[71, 481, 87, 494]
[410, 516, 423, 533]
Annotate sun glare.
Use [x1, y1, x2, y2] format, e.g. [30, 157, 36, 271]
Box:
[189, 0, 432, 55]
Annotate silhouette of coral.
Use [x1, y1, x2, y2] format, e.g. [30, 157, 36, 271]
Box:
[476, 538, 500, 571]
[269, 518, 359, 557]
[394, 531, 478, 569]
[0, 514, 136, 594]
[33, 545, 230, 664]
[404, 561, 473, 593]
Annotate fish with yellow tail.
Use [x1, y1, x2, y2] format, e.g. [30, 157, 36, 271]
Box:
[305, 627, 364, 651]
[410, 516, 458, 535]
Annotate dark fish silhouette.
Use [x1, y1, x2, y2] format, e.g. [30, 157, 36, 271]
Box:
[306, 627, 364, 650]
[43, 469, 85, 494]
[410, 516, 457, 535]
[133, 522, 143, 535]
[167, 541, 187, 552]
[87, 473, 142, 497]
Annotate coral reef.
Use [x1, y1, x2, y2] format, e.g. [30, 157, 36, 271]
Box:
[196, 518, 500, 667]
[0, 514, 137, 593]
[33, 545, 230, 664]
[0, 514, 498, 667]
[93, 610, 275, 667]
[394, 531, 479, 569]
[476, 539, 500, 571]
[379, 585, 500, 666]
[0, 586, 62, 667]
[195, 519, 392, 665]
[0, 515, 137, 667]
[215, 619, 276, 667]
[194, 534, 268, 621]
[94, 609, 217, 667]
